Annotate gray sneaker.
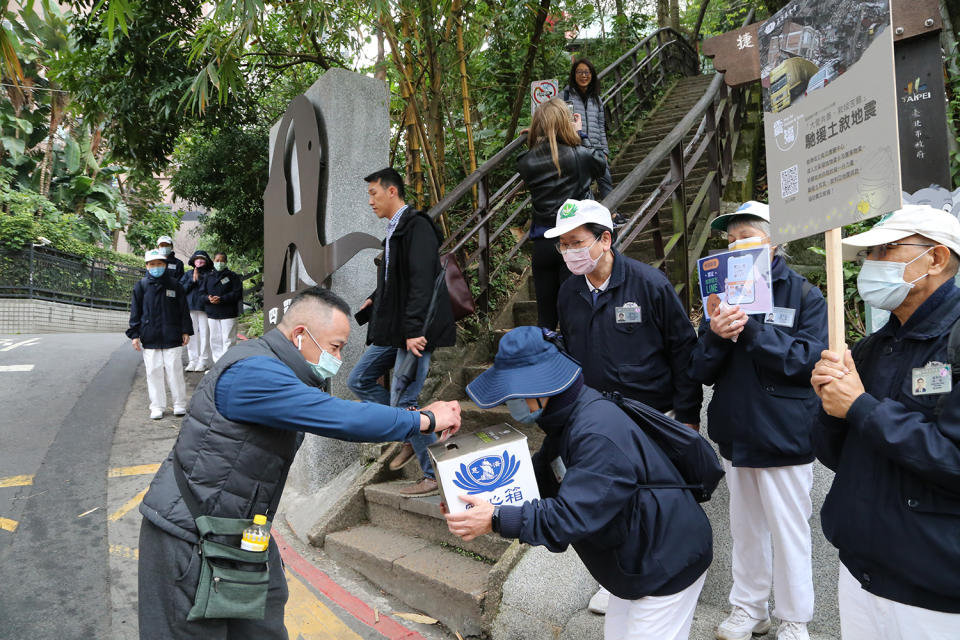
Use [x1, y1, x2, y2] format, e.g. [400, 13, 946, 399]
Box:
[716, 606, 772, 640]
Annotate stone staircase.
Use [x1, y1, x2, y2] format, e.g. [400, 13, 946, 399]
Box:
[609, 73, 717, 276]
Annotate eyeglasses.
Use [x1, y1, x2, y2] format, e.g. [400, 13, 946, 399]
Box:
[575, 70, 592, 77]
[555, 237, 598, 253]
[855, 242, 935, 262]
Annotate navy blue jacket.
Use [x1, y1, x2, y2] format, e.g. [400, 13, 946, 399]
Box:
[180, 250, 213, 312]
[164, 252, 184, 280]
[126, 273, 193, 349]
[690, 257, 828, 467]
[813, 281, 960, 613]
[498, 384, 712, 600]
[557, 251, 702, 424]
[201, 267, 242, 319]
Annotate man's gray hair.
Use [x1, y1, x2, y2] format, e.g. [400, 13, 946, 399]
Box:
[726, 216, 790, 258]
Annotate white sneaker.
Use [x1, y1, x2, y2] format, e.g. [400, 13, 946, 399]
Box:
[588, 587, 609, 615]
[185, 362, 198, 371]
[776, 622, 809, 640]
[716, 606, 772, 640]
[173, 407, 187, 417]
[150, 410, 163, 420]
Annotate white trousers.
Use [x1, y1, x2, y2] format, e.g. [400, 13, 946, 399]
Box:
[207, 317, 237, 363]
[143, 347, 186, 413]
[838, 564, 960, 640]
[724, 460, 815, 623]
[604, 572, 707, 640]
[187, 310, 211, 367]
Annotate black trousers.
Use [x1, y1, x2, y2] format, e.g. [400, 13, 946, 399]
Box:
[137, 517, 289, 639]
[531, 237, 571, 330]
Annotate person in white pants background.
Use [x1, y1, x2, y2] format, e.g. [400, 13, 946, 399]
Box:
[202, 252, 242, 363]
[180, 250, 213, 371]
[127, 249, 193, 419]
[688, 202, 829, 640]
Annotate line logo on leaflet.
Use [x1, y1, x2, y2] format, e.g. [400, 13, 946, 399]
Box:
[453, 452, 520, 494]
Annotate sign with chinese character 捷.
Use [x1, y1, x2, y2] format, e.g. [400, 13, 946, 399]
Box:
[429, 424, 540, 515]
[530, 79, 559, 115]
[697, 246, 773, 320]
[759, 0, 902, 243]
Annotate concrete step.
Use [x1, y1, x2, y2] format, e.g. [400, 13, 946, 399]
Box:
[325, 524, 489, 637]
[462, 364, 490, 389]
[364, 481, 511, 561]
[512, 299, 538, 327]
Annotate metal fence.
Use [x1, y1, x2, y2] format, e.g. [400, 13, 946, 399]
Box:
[0, 244, 143, 311]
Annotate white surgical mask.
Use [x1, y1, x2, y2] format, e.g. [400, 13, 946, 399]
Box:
[857, 247, 933, 311]
[213, 262, 226, 271]
[298, 328, 342, 379]
[728, 236, 766, 251]
[158, 246, 172, 256]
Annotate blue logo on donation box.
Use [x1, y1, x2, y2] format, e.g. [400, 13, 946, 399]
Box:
[454, 451, 520, 495]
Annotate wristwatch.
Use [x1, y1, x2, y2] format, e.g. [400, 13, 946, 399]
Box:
[491, 506, 501, 534]
[420, 410, 436, 434]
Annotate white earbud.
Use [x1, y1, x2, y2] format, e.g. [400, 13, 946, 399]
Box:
[297, 335, 302, 350]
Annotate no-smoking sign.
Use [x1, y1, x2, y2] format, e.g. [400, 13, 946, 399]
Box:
[530, 79, 559, 114]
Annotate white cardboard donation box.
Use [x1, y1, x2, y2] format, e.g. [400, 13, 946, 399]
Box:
[428, 424, 540, 514]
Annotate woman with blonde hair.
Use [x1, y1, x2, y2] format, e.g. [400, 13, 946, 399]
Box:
[518, 97, 606, 329]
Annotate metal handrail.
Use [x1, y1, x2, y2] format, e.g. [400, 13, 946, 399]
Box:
[426, 26, 704, 313]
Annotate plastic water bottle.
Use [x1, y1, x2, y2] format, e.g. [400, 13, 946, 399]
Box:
[241, 514, 269, 552]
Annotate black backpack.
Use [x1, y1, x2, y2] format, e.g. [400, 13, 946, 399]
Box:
[601, 391, 725, 503]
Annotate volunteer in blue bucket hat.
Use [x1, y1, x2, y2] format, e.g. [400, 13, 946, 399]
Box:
[446, 326, 712, 640]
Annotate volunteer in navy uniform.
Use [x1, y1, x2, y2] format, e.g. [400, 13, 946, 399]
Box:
[157, 234, 184, 280]
[549, 198, 703, 615]
[445, 327, 712, 640]
[688, 201, 827, 640]
[202, 252, 243, 363]
[811, 204, 960, 640]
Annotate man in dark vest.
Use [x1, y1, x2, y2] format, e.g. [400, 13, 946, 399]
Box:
[137, 287, 461, 639]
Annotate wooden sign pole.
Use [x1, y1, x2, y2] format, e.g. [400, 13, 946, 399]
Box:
[824, 228, 846, 352]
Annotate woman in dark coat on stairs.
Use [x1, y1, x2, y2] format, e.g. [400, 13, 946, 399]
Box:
[563, 57, 613, 198]
[517, 97, 606, 330]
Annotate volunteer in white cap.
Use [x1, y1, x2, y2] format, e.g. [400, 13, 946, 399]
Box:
[811, 204, 960, 638]
[548, 198, 702, 616]
[126, 249, 192, 419]
[156, 234, 184, 280]
[690, 200, 827, 640]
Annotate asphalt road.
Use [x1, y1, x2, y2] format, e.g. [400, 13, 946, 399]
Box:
[0, 333, 454, 640]
[0, 333, 138, 638]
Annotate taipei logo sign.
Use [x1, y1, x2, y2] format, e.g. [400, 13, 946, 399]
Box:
[453, 451, 520, 494]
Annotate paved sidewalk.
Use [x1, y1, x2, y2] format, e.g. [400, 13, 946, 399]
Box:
[107, 361, 459, 639]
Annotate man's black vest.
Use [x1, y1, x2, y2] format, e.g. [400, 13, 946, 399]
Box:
[139, 329, 321, 543]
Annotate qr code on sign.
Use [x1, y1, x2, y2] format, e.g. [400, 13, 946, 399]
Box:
[780, 165, 799, 199]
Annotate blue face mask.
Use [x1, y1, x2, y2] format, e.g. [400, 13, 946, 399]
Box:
[147, 266, 166, 278]
[298, 328, 342, 379]
[857, 247, 932, 311]
[505, 397, 543, 424]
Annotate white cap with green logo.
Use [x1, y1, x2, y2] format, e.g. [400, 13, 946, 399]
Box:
[543, 199, 614, 238]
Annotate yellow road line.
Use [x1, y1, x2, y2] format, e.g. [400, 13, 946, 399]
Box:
[284, 570, 361, 640]
[0, 474, 33, 488]
[108, 463, 161, 478]
[108, 487, 148, 522]
[0, 517, 18, 532]
[109, 544, 139, 560]
[0, 464, 159, 489]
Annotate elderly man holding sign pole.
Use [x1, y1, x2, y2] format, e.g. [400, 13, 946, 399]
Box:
[811, 205, 960, 638]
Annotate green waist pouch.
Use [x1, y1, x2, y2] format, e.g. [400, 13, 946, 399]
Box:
[174, 456, 279, 621]
[187, 515, 270, 621]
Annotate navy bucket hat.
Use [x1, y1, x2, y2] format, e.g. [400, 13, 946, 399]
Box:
[466, 326, 582, 409]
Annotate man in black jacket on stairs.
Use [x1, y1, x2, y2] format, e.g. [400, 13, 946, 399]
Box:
[348, 168, 456, 497]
